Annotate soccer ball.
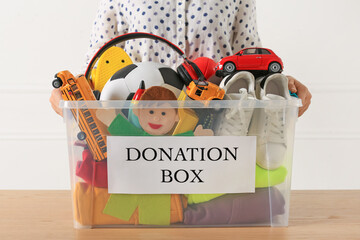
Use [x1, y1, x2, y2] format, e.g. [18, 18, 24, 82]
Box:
[100, 62, 185, 100]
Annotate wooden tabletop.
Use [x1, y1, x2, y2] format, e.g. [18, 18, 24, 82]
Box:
[0, 190, 359, 240]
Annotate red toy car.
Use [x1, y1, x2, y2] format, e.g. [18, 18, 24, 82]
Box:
[216, 48, 284, 74]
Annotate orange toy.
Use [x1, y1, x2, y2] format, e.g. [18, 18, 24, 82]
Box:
[73, 182, 187, 226]
[186, 80, 225, 101]
[53, 71, 108, 161]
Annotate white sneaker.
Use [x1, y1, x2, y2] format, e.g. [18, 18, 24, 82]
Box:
[250, 73, 291, 170]
[217, 71, 256, 136]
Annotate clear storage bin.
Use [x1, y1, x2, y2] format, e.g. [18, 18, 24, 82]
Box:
[60, 98, 301, 228]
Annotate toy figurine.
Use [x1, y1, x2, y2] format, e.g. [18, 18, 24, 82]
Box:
[108, 86, 214, 137]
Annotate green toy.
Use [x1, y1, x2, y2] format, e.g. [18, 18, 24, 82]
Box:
[103, 194, 171, 225]
[185, 165, 287, 204]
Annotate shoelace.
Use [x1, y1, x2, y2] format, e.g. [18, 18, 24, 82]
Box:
[261, 107, 287, 144]
[218, 89, 253, 136]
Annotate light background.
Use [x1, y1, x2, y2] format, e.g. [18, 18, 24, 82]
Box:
[0, 0, 359, 190]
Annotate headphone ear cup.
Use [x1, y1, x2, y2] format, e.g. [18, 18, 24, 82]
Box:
[177, 57, 216, 86]
[177, 63, 196, 86]
[192, 57, 216, 80]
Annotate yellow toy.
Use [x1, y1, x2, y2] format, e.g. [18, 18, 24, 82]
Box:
[90, 46, 133, 92]
[172, 108, 199, 135]
[177, 90, 188, 101]
[175, 90, 199, 135]
[53, 71, 109, 161]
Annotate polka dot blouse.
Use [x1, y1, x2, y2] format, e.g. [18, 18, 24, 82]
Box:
[85, 0, 261, 69]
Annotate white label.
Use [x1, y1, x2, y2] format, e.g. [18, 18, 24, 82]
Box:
[107, 136, 256, 194]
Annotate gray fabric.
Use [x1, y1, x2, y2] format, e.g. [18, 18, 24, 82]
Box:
[184, 187, 285, 225]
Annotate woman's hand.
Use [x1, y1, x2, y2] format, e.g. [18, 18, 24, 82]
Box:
[287, 76, 312, 117]
[50, 88, 63, 117]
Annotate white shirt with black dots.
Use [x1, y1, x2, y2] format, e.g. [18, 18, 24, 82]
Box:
[85, 0, 261, 69]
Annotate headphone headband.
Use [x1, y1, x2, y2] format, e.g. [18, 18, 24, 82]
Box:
[85, 32, 187, 80]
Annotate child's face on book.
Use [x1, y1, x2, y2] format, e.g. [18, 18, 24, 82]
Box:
[137, 104, 179, 135]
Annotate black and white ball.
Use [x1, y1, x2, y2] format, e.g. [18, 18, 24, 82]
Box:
[100, 62, 184, 100]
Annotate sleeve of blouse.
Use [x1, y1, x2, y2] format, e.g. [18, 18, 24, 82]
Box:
[82, 0, 128, 71]
[231, 0, 262, 53]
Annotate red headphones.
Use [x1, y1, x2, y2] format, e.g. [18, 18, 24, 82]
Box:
[85, 32, 216, 87]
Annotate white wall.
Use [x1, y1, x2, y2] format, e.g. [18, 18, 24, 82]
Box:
[257, 0, 360, 189]
[0, 0, 359, 190]
[0, 0, 98, 189]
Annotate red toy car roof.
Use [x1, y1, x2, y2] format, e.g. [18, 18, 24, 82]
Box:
[236, 47, 275, 54]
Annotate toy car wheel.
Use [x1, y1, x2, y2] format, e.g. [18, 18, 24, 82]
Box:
[268, 62, 282, 73]
[77, 132, 87, 141]
[223, 62, 236, 73]
[52, 78, 63, 89]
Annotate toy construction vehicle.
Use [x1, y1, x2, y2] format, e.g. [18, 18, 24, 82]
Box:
[186, 80, 225, 101]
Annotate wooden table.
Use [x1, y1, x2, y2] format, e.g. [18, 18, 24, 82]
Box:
[0, 190, 359, 240]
